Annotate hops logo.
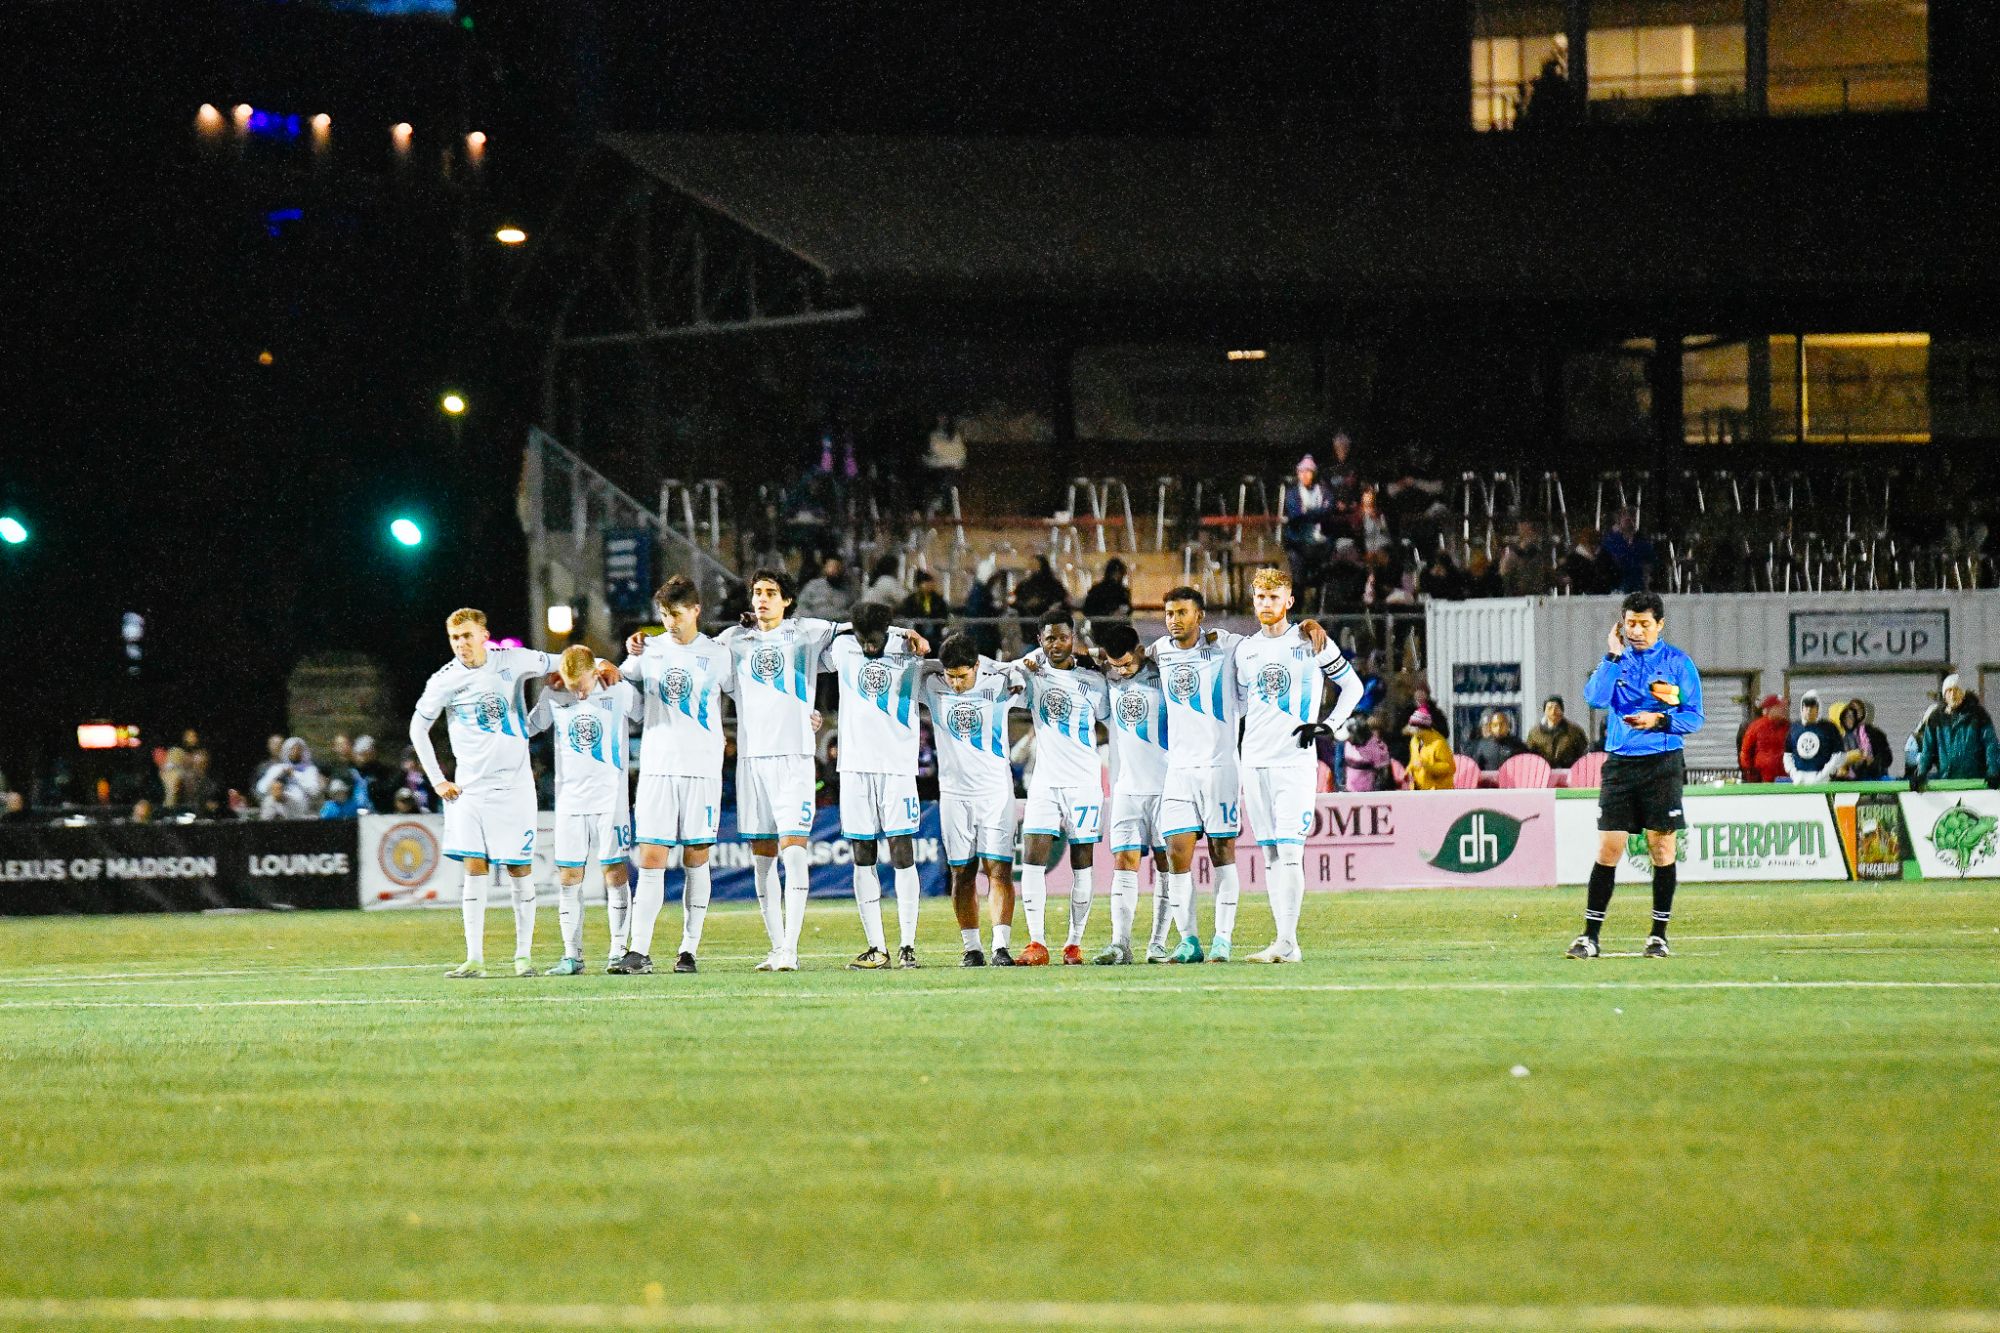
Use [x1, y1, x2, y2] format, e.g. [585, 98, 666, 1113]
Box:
[858, 661, 892, 699]
[749, 646, 787, 684]
[1166, 665, 1199, 703]
[659, 667, 693, 705]
[1928, 802, 1999, 876]
[1116, 690, 1149, 728]
[946, 700, 984, 742]
[568, 712, 603, 753]
[1040, 688, 1074, 725]
[1257, 663, 1291, 702]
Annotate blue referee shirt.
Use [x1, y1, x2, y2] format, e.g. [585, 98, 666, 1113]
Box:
[1583, 640, 1705, 756]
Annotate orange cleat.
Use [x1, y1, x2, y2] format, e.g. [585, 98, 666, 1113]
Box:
[1061, 943, 1084, 965]
[1016, 941, 1051, 966]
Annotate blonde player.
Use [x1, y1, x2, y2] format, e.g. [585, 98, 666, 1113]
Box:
[1092, 620, 1168, 965]
[919, 633, 1020, 966]
[410, 608, 569, 978]
[1232, 567, 1362, 963]
[526, 646, 641, 975]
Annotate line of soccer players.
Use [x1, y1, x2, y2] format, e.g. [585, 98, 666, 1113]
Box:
[408, 565, 1364, 977]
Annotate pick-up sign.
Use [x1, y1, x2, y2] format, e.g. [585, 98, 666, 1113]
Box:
[1790, 610, 1949, 667]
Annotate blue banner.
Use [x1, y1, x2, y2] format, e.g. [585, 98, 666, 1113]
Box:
[699, 802, 951, 901]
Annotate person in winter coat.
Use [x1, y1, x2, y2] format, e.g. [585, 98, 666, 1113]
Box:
[1912, 673, 2000, 786]
[1404, 706, 1456, 790]
[1835, 699, 1892, 781]
[1738, 693, 1791, 784]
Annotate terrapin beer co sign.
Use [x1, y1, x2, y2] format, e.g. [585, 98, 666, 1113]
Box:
[1790, 609, 1949, 667]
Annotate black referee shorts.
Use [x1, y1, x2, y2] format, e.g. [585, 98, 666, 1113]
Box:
[1596, 751, 1687, 833]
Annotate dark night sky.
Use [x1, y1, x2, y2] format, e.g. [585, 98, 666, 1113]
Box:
[1, 0, 1381, 794]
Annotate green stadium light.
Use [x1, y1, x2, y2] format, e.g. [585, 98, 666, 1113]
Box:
[390, 517, 424, 548]
[0, 516, 27, 545]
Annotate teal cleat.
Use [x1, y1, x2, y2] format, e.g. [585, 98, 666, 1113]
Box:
[1170, 935, 1205, 965]
[444, 960, 486, 980]
[543, 956, 586, 976]
[1206, 934, 1232, 963]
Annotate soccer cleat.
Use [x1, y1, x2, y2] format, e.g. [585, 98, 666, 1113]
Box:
[1565, 935, 1600, 960]
[847, 947, 891, 971]
[1642, 935, 1672, 958]
[513, 957, 537, 978]
[990, 946, 1015, 967]
[1016, 941, 1051, 966]
[1245, 942, 1302, 964]
[1144, 941, 1172, 964]
[898, 945, 920, 969]
[1170, 935, 1206, 965]
[1093, 942, 1133, 965]
[543, 956, 585, 976]
[1061, 944, 1084, 965]
[772, 951, 799, 972]
[444, 960, 485, 980]
[604, 957, 624, 974]
[1206, 934, 1232, 963]
[755, 949, 784, 972]
[616, 951, 655, 975]
[961, 948, 987, 967]
[673, 951, 699, 974]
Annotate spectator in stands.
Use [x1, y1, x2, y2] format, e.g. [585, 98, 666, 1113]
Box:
[1322, 432, 1362, 512]
[797, 555, 854, 621]
[258, 733, 284, 792]
[390, 788, 421, 814]
[1784, 691, 1846, 783]
[319, 779, 366, 820]
[1527, 695, 1590, 769]
[1396, 683, 1450, 743]
[130, 798, 154, 824]
[1341, 716, 1393, 792]
[324, 741, 376, 817]
[1603, 507, 1655, 593]
[1, 791, 28, 824]
[1321, 538, 1369, 609]
[397, 748, 433, 813]
[1911, 673, 2000, 786]
[1559, 528, 1621, 596]
[1010, 556, 1070, 638]
[922, 413, 967, 515]
[1836, 699, 1891, 781]
[963, 566, 1008, 659]
[1081, 558, 1133, 621]
[1738, 694, 1790, 783]
[1462, 550, 1503, 598]
[899, 570, 950, 649]
[1418, 549, 1465, 602]
[1281, 455, 1334, 600]
[1356, 488, 1393, 557]
[1471, 709, 1530, 771]
[257, 738, 324, 819]
[351, 736, 395, 813]
[860, 555, 904, 608]
[1404, 707, 1456, 790]
[1500, 520, 1553, 596]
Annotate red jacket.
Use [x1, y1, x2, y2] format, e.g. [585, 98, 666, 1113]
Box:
[1740, 715, 1789, 783]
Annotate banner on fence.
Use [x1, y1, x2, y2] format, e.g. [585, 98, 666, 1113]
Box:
[0, 820, 359, 915]
[1555, 792, 1850, 883]
[1896, 790, 2000, 880]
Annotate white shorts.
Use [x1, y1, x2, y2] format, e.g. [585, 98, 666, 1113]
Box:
[1244, 765, 1316, 846]
[1160, 766, 1242, 840]
[553, 807, 632, 867]
[1109, 790, 1165, 855]
[1023, 785, 1104, 844]
[635, 774, 723, 847]
[442, 786, 538, 866]
[840, 771, 922, 841]
[737, 754, 817, 840]
[939, 788, 1017, 866]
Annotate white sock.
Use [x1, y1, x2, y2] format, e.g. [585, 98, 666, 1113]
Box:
[509, 875, 537, 959]
[557, 878, 583, 959]
[752, 854, 782, 949]
[1147, 880, 1172, 950]
[961, 926, 982, 950]
[631, 866, 667, 956]
[781, 845, 811, 954]
[1166, 870, 1195, 939]
[1274, 859, 1306, 951]
[993, 922, 1012, 950]
[853, 862, 886, 951]
[1110, 869, 1139, 948]
[459, 871, 491, 962]
[1020, 865, 1047, 945]
[1213, 862, 1241, 940]
[1065, 863, 1096, 947]
[894, 865, 921, 949]
[606, 879, 632, 958]
[678, 862, 711, 957]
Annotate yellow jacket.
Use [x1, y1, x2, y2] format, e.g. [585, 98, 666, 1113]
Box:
[1408, 730, 1455, 790]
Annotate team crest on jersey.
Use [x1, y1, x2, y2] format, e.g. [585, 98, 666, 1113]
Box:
[1257, 664, 1291, 701]
[1040, 688, 1074, 724]
[454, 693, 509, 730]
[568, 712, 603, 753]
[858, 661, 892, 699]
[1166, 665, 1199, 702]
[946, 700, 984, 741]
[1116, 690, 1149, 727]
[749, 645, 786, 684]
[660, 667, 693, 705]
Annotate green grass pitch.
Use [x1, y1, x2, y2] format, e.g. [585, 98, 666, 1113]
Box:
[0, 883, 1997, 1333]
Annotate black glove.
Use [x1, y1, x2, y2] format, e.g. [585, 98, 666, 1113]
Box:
[1292, 722, 1333, 750]
[1907, 772, 1928, 793]
[1986, 773, 2000, 790]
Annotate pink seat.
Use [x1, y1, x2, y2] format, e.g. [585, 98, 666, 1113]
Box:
[1452, 754, 1481, 791]
[1496, 753, 1555, 789]
[1565, 751, 1608, 789]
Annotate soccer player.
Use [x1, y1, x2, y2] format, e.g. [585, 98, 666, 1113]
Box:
[823, 602, 930, 969]
[525, 645, 641, 976]
[1008, 607, 1111, 965]
[409, 607, 573, 978]
[1150, 586, 1246, 963]
[1233, 567, 1363, 964]
[620, 576, 733, 975]
[1571, 590, 1705, 959]
[920, 632, 1021, 966]
[1091, 621, 1170, 965]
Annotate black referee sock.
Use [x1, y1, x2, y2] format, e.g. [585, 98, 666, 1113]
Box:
[1583, 863, 1616, 941]
[1650, 861, 1677, 939]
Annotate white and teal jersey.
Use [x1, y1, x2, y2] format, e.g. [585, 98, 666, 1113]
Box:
[413, 647, 559, 793]
[721, 617, 843, 758]
[823, 634, 925, 776]
[624, 632, 733, 778]
[1106, 664, 1170, 796]
[1152, 629, 1244, 772]
[1010, 653, 1110, 794]
[921, 662, 1017, 799]
[527, 682, 639, 815]
[1234, 624, 1358, 771]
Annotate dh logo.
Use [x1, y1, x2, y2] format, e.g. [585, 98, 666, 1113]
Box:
[1423, 810, 1533, 874]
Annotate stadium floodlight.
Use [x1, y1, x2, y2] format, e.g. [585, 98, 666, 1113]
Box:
[546, 604, 574, 635]
[390, 517, 424, 547]
[0, 516, 26, 545]
[495, 226, 527, 245]
[440, 392, 466, 415]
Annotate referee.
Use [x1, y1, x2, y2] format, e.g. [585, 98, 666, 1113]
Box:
[1570, 591, 1705, 959]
